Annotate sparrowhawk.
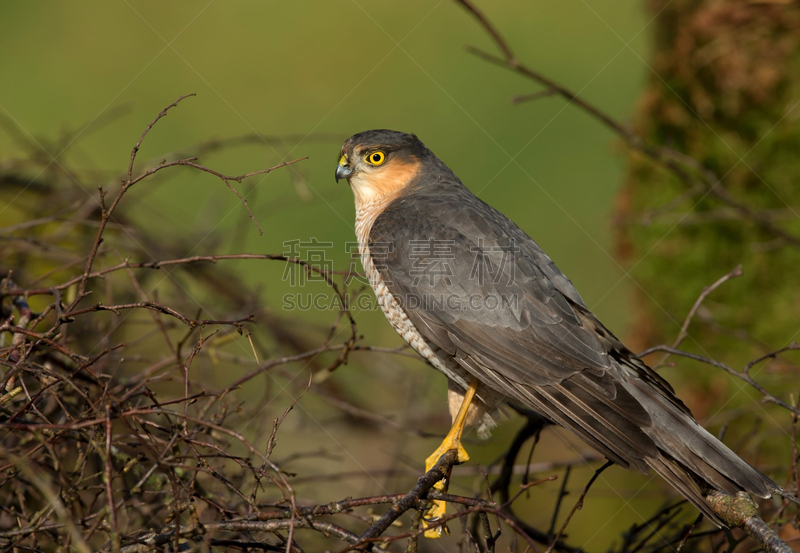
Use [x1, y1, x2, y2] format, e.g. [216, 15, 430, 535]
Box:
[335, 129, 780, 537]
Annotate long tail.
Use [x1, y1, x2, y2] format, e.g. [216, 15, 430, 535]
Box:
[511, 359, 780, 527]
[624, 375, 776, 525]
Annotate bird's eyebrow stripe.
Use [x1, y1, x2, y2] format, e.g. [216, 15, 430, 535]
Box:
[358, 145, 397, 155]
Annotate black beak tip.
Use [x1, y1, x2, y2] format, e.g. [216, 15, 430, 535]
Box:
[335, 165, 352, 182]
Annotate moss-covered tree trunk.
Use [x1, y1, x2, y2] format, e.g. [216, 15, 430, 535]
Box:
[618, 1, 800, 375]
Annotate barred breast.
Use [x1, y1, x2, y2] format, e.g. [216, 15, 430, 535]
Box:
[355, 199, 501, 436]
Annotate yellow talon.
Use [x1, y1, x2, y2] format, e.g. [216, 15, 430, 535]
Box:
[422, 377, 479, 538]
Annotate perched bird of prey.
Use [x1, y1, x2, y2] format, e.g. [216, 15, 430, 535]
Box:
[335, 129, 780, 537]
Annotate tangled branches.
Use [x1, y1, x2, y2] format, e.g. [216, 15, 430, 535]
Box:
[1, 84, 798, 553]
[0, 96, 576, 552]
[0, 96, 359, 552]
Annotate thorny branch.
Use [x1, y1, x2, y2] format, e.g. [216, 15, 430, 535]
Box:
[0, 95, 567, 553]
[70, 93, 306, 317]
[639, 344, 800, 416]
[1, 33, 798, 551]
[451, 4, 799, 551]
[453, 0, 800, 249]
[0, 95, 361, 552]
[545, 461, 613, 553]
[662, 265, 744, 360]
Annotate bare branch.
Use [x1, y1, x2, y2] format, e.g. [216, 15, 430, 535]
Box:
[453, 0, 800, 249]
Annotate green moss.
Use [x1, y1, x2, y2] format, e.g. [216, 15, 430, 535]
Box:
[619, 1, 800, 372]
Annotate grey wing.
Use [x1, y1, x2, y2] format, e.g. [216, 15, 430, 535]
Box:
[370, 191, 659, 469]
[369, 189, 775, 523]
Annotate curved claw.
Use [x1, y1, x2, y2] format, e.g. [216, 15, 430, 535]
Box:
[423, 480, 450, 538]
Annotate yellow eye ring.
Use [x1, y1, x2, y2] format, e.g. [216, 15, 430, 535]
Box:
[365, 151, 386, 166]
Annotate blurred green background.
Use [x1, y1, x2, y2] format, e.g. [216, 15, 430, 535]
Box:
[0, 1, 683, 549]
[0, 0, 647, 331]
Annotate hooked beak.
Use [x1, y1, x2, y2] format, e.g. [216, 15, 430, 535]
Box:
[335, 155, 353, 182]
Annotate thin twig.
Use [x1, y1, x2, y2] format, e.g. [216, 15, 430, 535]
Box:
[544, 461, 613, 553]
[638, 345, 800, 415]
[452, 0, 800, 249]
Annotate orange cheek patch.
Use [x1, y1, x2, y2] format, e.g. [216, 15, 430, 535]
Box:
[367, 159, 421, 200]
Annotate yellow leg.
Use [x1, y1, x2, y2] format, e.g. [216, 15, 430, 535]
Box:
[422, 377, 479, 539]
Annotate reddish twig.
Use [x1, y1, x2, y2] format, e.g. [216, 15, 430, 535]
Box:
[453, 0, 800, 249]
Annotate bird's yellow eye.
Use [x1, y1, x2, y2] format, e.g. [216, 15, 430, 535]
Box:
[365, 151, 386, 166]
